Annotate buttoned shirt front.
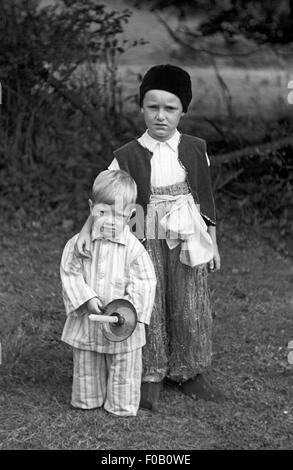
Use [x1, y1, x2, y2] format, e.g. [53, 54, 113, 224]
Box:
[60, 225, 156, 353]
[108, 129, 210, 187]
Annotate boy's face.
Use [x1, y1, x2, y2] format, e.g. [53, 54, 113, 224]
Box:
[89, 201, 133, 239]
[141, 89, 184, 142]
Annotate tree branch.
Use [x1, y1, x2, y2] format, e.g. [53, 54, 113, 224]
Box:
[213, 168, 244, 191]
[156, 12, 267, 58]
[211, 136, 293, 166]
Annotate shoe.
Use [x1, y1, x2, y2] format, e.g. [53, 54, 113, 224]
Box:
[181, 374, 224, 402]
[140, 381, 162, 411]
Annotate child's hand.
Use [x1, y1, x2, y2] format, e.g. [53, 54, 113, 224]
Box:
[75, 231, 91, 259]
[86, 297, 103, 315]
[208, 244, 221, 272]
[207, 226, 220, 272]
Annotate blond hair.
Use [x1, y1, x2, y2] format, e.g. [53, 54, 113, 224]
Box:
[91, 170, 137, 207]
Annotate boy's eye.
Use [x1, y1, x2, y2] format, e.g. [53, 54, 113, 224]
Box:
[147, 105, 177, 111]
[99, 211, 104, 216]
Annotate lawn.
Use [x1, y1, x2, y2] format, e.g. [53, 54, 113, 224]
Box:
[0, 216, 292, 450]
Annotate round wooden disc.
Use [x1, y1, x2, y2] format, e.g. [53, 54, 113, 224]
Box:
[102, 299, 137, 342]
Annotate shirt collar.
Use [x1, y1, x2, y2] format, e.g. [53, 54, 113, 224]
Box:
[138, 129, 180, 153]
[91, 224, 129, 245]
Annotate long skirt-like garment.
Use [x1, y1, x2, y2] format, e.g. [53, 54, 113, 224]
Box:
[142, 181, 213, 384]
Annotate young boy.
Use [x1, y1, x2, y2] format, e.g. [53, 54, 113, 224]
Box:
[60, 170, 156, 417]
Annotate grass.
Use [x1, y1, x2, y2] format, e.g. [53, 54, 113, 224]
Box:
[0, 215, 293, 450]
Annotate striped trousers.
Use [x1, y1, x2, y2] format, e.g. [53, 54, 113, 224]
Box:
[71, 347, 142, 417]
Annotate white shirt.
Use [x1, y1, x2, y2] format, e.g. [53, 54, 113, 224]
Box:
[108, 129, 210, 188]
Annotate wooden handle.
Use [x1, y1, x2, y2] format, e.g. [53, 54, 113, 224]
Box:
[89, 314, 118, 323]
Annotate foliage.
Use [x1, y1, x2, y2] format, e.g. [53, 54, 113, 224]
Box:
[133, 0, 293, 47]
[214, 144, 293, 256]
[0, 0, 132, 116]
[0, 0, 292, 256]
[0, 0, 141, 220]
[199, 1, 293, 45]
[125, 0, 218, 13]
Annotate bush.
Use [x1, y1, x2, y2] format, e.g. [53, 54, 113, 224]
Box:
[0, 0, 141, 222]
[214, 144, 293, 255]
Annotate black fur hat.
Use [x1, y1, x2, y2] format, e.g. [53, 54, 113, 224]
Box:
[139, 64, 192, 112]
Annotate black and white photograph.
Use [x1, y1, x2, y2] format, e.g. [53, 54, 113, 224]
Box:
[0, 0, 293, 453]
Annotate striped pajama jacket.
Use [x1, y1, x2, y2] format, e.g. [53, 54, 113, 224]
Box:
[60, 225, 156, 416]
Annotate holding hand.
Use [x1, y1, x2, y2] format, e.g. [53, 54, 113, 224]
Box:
[86, 297, 103, 315]
[207, 225, 221, 272]
[75, 231, 91, 259]
[74, 215, 93, 259]
[208, 243, 221, 272]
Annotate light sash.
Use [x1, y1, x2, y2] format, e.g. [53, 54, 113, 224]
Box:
[150, 193, 214, 267]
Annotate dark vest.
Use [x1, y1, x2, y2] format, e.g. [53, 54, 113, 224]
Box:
[113, 133, 216, 226]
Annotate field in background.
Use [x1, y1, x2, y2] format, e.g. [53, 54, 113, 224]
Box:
[118, 65, 293, 119]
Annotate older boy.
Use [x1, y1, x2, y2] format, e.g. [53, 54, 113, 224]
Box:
[60, 170, 156, 416]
